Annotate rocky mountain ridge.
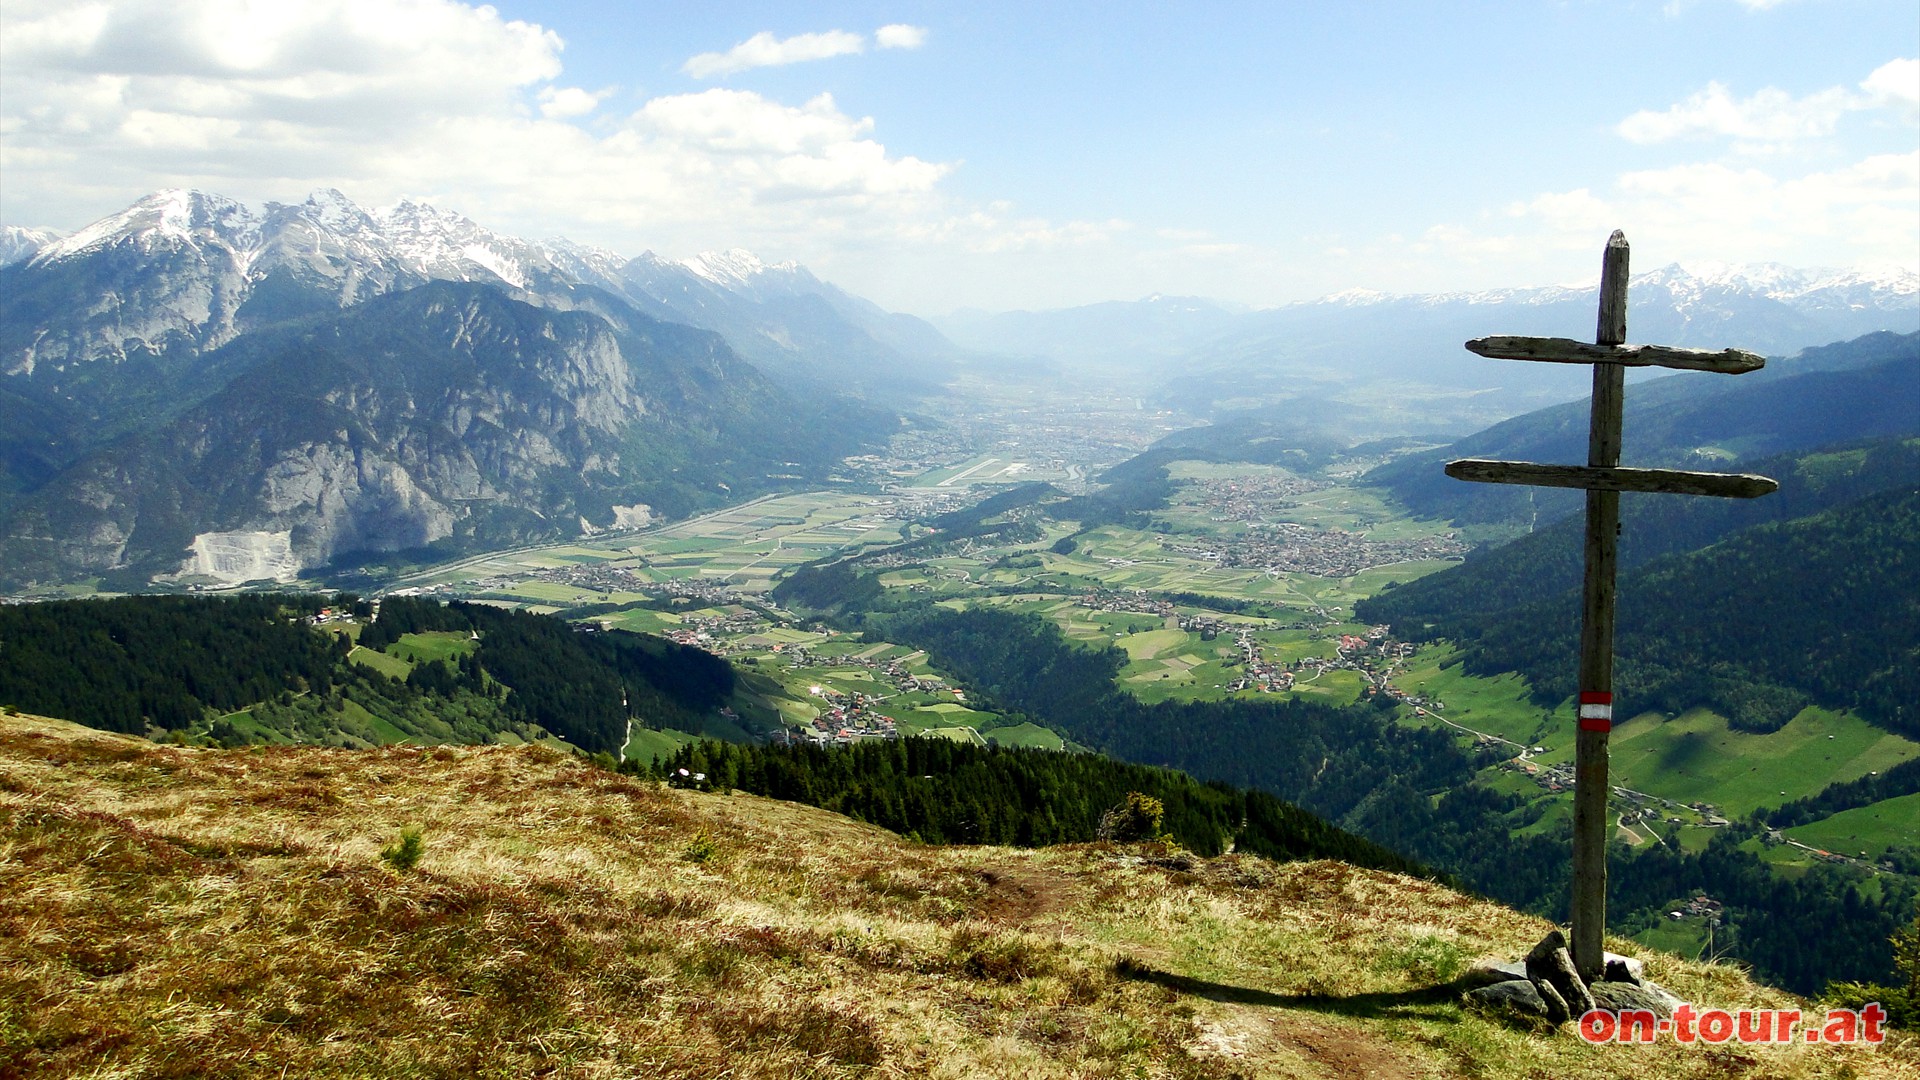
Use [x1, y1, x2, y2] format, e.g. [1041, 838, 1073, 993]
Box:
[0, 280, 892, 589]
[1, 188, 957, 397]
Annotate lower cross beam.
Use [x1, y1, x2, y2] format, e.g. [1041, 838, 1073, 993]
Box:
[1445, 460, 1778, 499]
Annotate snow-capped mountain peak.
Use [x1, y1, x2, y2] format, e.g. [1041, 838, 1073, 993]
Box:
[682, 248, 769, 288]
[680, 248, 805, 289]
[290, 188, 376, 233]
[36, 189, 261, 264]
[0, 225, 63, 267]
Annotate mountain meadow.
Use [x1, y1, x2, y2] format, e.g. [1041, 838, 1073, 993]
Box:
[5, 711, 1913, 1078]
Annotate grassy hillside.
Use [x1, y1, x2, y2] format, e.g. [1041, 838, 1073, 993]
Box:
[5, 712, 1911, 1079]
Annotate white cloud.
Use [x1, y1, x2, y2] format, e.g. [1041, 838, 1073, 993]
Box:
[1861, 58, 1920, 114]
[681, 29, 865, 79]
[875, 24, 928, 50]
[1618, 60, 1919, 150]
[538, 86, 607, 120]
[1443, 151, 1920, 278]
[1618, 82, 1855, 146]
[0, 0, 1113, 311]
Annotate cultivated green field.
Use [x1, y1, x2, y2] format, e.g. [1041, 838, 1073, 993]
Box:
[1786, 791, 1920, 862]
[1584, 706, 1920, 818]
[623, 726, 700, 767]
[347, 646, 412, 679]
[388, 631, 476, 664]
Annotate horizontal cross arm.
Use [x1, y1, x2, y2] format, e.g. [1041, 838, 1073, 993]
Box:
[1446, 459, 1778, 498]
[1465, 336, 1765, 374]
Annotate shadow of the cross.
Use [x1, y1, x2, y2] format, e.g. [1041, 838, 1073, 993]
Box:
[1113, 959, 1463, 1023]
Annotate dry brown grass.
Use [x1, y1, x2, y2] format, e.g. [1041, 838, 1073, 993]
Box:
[2, 711, 1914, 1080]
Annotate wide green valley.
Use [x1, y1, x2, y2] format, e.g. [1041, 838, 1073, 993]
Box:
[13, 378, 1913, 1007]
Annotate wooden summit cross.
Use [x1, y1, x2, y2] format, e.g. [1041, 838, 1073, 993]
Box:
[1445, 231, 1777, 982]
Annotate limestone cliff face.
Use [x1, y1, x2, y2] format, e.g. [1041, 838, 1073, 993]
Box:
[0, 188, 920, 587]
[0, 281, 880, 587]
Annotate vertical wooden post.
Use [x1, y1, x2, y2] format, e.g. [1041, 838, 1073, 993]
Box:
[1572, 230, 1629, 982]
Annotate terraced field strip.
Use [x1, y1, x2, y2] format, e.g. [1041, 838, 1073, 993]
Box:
[1786, 792, 1920, 861]
[1586, 706, 1920, 817]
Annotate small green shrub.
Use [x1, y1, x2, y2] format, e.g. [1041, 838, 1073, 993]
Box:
[683, 830, 720, 864]
[1097, 792, 1166, 843]
[380, 826, 425, 872]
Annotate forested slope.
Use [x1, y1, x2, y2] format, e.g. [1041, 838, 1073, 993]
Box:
[0, 594, 733, 753]
[1362, 437, 1920, 627]
[655, 737, 1430, 876]
[1362, 330, 1919, 531]
[1361, 486, 1920, 736]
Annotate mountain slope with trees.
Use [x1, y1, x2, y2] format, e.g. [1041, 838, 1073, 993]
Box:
[1361, 484, 1920, 736]
[0, 594, 733, 754]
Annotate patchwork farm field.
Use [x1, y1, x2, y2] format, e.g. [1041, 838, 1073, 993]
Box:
[371, 456, 1919, 890]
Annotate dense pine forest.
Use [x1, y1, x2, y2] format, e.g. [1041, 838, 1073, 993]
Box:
[364, 597, 736, 753]
[0, 594, 732, 753]
[648, 737, 1431, 877]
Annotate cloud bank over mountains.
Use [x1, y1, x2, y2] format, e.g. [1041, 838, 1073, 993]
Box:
[0, 0, 1912, 313]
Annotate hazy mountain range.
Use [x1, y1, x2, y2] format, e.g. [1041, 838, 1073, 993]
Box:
[4, 189, 1916, 589]
[937, 264, 1919, 437]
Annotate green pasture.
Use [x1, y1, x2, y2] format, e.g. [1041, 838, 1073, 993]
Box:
[1786, 791, 1920, 862]
[601, 609, 683, 633]
[1628, 919, 1709, 961]
[1391, 646, 1562, 748]
[982, 722, 1064, 749]
[621, 727, 700, 766]
[348, 646, 412, 679]
[495, 580, 602, 604]
[388, 631, 476, 665]
[1585, 706, 1920, 817]
[1288, 668, 1367, 706]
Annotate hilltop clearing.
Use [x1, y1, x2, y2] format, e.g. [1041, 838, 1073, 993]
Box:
[3, 712, 1913, 1079]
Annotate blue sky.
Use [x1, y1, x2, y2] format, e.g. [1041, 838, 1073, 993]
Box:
[2, 0, 1914, 313]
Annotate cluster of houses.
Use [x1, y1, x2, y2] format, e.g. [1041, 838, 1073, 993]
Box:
[769, 688, 902, 746]
[1164, 522, 1469, 578]
[1186, 473, 1327, 521]
[306, 604, 366, 626]
[661, 608, 770, 654]
[1669, 894, 1724, 921]
[774, 645, 960, 700]
[1081, 588, 1179, 620]
[533, 562, 653, 595]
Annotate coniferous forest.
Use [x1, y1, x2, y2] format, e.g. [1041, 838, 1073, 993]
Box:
[1358, 441, 1920, 736]
[0, 594, 732, 754]
[649, 737, 1432, 877]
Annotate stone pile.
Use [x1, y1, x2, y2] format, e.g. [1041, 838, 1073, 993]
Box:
[1464, 930, 1685, 1025]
